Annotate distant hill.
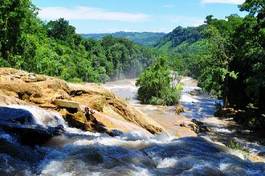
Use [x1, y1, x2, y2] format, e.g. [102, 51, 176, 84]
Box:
[155, 25, 205, 53]
[82, 32, 165, 47]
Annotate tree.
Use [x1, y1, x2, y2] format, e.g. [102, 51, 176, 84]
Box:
[46, 18, 79, 45]
[240, 0, 265, 18]
[233, 0, 265, 111]
[136, 57, 182, 105]
[199, 15, 243, 107]
[0, 0, 156, 84]
[0, 0, 34, 60]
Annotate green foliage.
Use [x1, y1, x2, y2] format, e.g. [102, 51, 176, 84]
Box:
[46, 18, 81, 46]
[0, 1, 156, 83]
[156, 26, 205, 50]
[136, 57, 182, 105]
[240, 0, 265, 17]
[0, 0, 35, 59]
[155, 0, 265, 129]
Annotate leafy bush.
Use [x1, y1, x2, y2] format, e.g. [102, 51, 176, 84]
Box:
[136, 57, 183, 105]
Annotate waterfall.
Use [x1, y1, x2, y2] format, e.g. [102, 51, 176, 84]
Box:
[0, 85, 265, 175]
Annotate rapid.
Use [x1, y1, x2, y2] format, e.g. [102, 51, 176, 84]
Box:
[0, 78, 265, 175]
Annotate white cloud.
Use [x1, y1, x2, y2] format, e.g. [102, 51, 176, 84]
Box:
[201, 0, 245, 4]
[38, 6, 150, 22]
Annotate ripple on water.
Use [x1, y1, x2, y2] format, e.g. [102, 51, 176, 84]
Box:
[1, 118, 265, 176]
[35, 134, 265, 176]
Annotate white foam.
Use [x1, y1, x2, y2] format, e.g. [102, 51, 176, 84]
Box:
[157, 158, 177, 168]
[5, 105, 65, 128]
[212, 128, 233, 134]
[219, 163, 231, 171]
[180, 94, 199, 103]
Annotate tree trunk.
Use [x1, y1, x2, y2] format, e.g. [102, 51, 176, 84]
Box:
[223, 75, 230, 108]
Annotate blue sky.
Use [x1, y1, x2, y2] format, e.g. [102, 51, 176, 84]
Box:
[32, 0, 245, 34]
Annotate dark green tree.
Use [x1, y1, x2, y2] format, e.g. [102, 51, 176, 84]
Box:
[0, 0, 34, 60]
[46, 18, 80, 45]
[136, 56, 182, 105]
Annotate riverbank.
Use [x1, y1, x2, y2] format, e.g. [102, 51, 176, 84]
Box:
[178, 77, 265, 162]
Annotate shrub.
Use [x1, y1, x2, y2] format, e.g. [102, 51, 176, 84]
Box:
[136, 57, 183, 106]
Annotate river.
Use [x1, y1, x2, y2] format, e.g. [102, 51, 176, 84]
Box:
[0, 78, 265, 175]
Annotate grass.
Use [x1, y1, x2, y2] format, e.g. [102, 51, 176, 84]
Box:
[227, 139, 249, 153]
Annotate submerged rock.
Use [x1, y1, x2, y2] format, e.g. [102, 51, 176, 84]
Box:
[191, 119, 210, 133]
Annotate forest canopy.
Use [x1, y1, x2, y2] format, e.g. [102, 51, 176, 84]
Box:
[155, 0, 265, 129]
[0, 0, 157, 83]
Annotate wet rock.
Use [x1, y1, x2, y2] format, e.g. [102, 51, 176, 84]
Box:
[0, 123, 64, 145]
[64, 111, 87, 130]
[0, 106, 34, 123]
[176, 104, 184, 114]
[215, 107, 238, 118]
[179, 122, 198, 132]
[191, 119, 210, 133]
[62, 107, 106, 133]
[108, 129, 124, 137]
[0, 107, 64, 145]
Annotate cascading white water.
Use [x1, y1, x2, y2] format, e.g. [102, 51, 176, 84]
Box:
[3, 105, 66, 128]
[1, 80, 265, 175]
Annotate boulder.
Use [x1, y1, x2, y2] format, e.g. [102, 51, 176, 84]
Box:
[176, 104, 184, 114]
[60, 107, 107, 133]
[191, 119, 210, 133]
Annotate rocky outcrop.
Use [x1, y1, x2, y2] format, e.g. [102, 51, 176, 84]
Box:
[0, 68, 163, 135]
